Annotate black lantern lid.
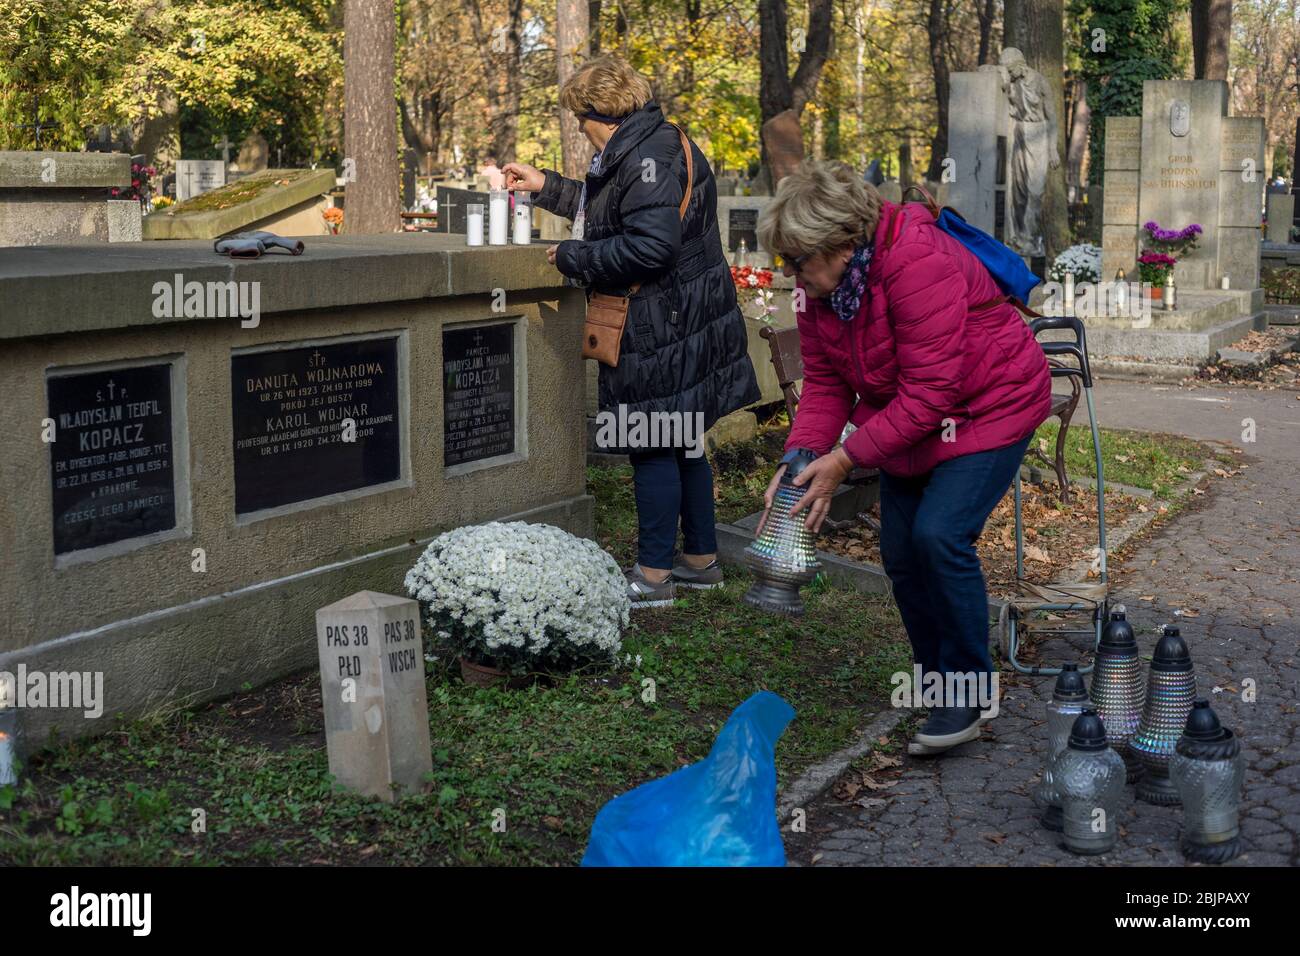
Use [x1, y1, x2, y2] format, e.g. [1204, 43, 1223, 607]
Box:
[1150, 626, 1193, 672]
[1176, 699, 1239, 760]
[1099, 607, 1137, 651]
[781, 449, 819, 483]
[1068, 707, 1109, 751]
[1053, 662, 1088, 701]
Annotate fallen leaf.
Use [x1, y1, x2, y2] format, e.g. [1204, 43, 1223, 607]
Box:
[982, 832, 1007, 845]
[811, 852, 824, 864]
[1024, 544, 1050, 563]
[1139, 595, 1156, 601]
[542, 815, 564, 830]
[1115, 455, 1131, 463]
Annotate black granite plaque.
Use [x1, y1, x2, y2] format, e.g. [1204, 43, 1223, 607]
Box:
[728, 207, 759, 253]
[48, 363, 177, 555]
[994, 189, 1006, 242]
[231, 337, 402, 515]
[443, 323, 516, 468]
[434, 186, 490, 234]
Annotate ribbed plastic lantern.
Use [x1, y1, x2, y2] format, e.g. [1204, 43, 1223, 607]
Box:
[1130, 626, 1197, 805]
[1089, 607, 1145, 782]
[1057, 708, 1127, 855]
[1037, 663, 1089, 832]
[743, 450, 822, 616]
[1170, 699, 1245, 864]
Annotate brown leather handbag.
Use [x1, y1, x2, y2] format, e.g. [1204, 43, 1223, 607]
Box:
[582, 125, 694, 367]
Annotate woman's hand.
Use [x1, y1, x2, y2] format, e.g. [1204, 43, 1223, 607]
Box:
[754, 465, 788, 536]
[788, 447, 855, 532]
[546, 244, 559, 265]
[502, 163, 544, 192]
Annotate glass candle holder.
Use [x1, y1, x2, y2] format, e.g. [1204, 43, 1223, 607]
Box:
[488, 190, 509, 246]
[466, 203, 485, 246]
[512, 191, 532, 245]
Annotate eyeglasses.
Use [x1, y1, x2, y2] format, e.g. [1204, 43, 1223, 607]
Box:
[785, 252, 812, 275]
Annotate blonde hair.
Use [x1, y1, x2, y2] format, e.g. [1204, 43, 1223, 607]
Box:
[558, 55, 654, 118]
[758, 161, 882, 259]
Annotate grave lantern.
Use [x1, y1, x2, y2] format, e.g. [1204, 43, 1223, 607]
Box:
[0, 700, 18, 788]
[1037, 663, 1090, 832]
[742, 450, 822, 616]
[1130, 626, 1197, 805]
[1057, 708, 1126, 855]
[1170, 699, 1245, 864]
[1089, 607, 1145, 782]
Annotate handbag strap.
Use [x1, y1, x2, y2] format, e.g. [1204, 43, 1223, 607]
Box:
[626, 124, 695, 295]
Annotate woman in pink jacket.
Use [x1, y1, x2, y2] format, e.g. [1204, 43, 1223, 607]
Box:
[757, 162, 1052, 754]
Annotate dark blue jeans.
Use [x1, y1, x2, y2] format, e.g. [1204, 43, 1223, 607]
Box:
[629, 447, 718, 569]
[878, 436, 1031, 682]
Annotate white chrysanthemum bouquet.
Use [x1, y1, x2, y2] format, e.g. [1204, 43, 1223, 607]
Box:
[404, 521, 629, 675]
[1048, 243, 1102, 285]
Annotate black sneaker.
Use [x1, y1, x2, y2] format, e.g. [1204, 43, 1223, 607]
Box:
[671, 556, 724, 589]
[908, 706, 987, 755]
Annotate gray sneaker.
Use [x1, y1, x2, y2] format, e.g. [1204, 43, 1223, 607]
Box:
[671, 556, 724, 589]
[626, 565, 676, 608]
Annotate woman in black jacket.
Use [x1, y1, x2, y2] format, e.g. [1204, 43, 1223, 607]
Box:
[505, 55, 760, 607]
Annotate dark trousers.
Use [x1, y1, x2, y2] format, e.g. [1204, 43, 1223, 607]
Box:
[878, 436, 1031, 682]
[629, 447, 718, 569]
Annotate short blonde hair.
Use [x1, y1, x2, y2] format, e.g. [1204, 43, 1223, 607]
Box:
[758, 161, 882, 259]
[559, 55, 654, 118]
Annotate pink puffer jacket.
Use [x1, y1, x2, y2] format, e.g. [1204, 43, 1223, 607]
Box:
[785, 200, 1053, 477]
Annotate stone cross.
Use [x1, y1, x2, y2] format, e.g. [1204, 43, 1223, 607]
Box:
[315, 590, 433, 802]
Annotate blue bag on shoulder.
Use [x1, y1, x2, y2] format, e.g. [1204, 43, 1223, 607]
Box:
[901, 186, 1041, 303]
[581, 691, 796, 867]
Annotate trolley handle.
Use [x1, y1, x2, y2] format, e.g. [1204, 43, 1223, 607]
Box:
[1030, 316, 1093, 388]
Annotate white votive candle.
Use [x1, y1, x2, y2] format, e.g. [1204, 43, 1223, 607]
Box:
[513, 191, 532, 245]
[466, 203, 484, 246]
[488, 190, 509, 245]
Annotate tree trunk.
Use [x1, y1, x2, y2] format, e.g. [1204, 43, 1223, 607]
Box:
[465, 0, 523, 164]
[134, 87, 180, 175]
[1003, 0, 1070, 261]
[923, 0, 950, 182]
[977, 0, 996, 65]
[1191, 0, 1232, 81]
[758, 0, 832, 175]
[557, 0, 593, 178]
[1066, 77, 1090, 192]
[344, 0, 399, 234]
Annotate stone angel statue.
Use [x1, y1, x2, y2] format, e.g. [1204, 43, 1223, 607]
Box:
[979, 48, 1061, 258]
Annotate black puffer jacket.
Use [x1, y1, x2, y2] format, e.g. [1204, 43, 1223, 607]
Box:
[536, 101, 760, 432]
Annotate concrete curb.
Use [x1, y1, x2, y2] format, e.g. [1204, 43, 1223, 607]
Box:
[777, 708, 909, 822]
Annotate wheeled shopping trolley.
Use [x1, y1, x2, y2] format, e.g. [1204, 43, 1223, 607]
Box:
[1000, 316, 1108, 676]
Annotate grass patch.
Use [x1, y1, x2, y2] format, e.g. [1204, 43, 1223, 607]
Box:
[1031, 422, 1219, 499]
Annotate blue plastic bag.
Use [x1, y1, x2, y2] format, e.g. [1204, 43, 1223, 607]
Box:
[581, 691, 796, 867]
[934, 206, 1041, 303]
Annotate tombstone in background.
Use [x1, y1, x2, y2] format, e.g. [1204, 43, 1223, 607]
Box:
[0, 151, 130, 246]
[175, 159, 226, 202]
[433, 185, 489, 235]
[762, 110, 805, 188]
[315, 591, 433, 802]
[717, 195, 773, 266]
[1102, 79, 1265, 292]
[234, 132, 269, 175]
[863, 159, 885, 186]
[1266, 193, 1295, 243]
[948, 69, 1008, 241]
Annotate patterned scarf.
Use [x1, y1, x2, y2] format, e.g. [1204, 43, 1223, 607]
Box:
[829, 242, 875, 322]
